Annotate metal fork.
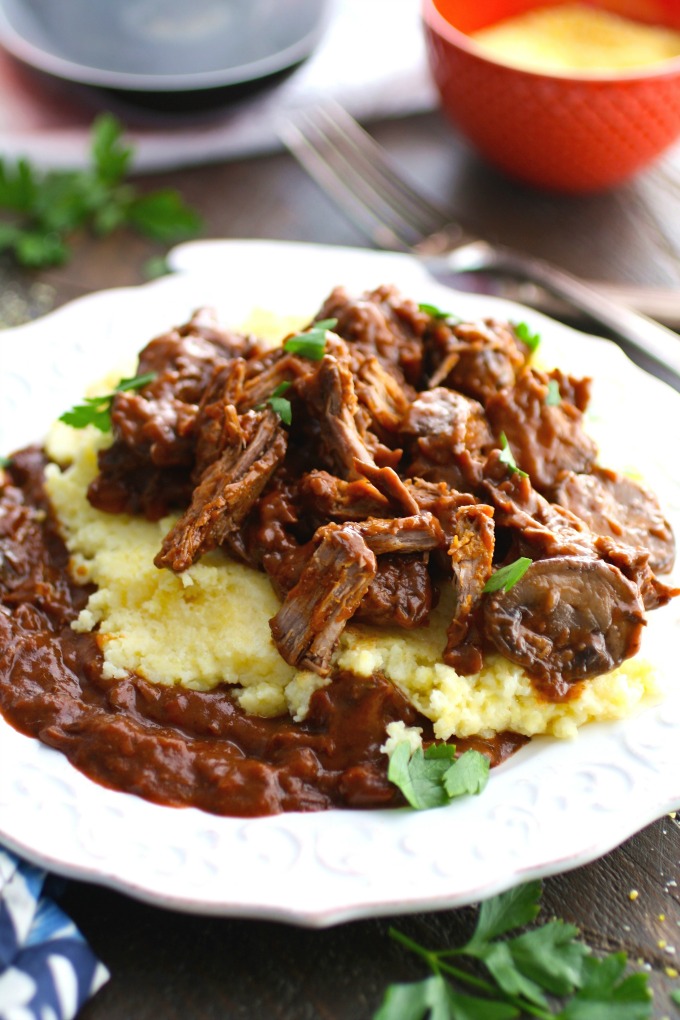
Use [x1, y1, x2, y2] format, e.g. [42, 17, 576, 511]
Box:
[280, 101, 680, 387]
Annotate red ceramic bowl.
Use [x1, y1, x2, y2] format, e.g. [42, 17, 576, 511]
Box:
[422, 0, 680, 192]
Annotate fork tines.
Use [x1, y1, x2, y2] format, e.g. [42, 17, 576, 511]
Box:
[279, 99, 454, 252]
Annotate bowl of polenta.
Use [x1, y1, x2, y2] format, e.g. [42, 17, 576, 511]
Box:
[422, 0, 680, 192]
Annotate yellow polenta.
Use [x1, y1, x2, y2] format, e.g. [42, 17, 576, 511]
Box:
[44, 422, 660, 742]
[471, 4, 680, 73]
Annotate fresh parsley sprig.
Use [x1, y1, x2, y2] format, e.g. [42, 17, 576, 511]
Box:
[59, 372, 155, 432]
[0, 454, 10, 469]
[283, 318, 337, 360]
[419, 302, 462, 324]
[499, 433, 528, 479]
[483, 557, 533, 594]
[545, 379, 561, 407]
[387, 740, 489, 811]
[514, 321, 541, 353]
[256, 381, 293, 425]
[374, 882, 653, 1020]
[0, 114, 201, 269]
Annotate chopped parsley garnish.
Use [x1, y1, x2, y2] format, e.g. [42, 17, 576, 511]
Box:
[483, 557, 533, 594]
[259, 381, 293, 425]
[418, 301, 462, 324]
[498, 433, 528, 478]
[0, 114, 201, 269]
[545, 378, 562, 406]
[283, 318, 337, 360]
[514, 320, 541, 353]
[0, 455, 10, 468]
[387, 740, 489, 810]
[375, 882, 653, 1020]
[59, 372, 156, 432]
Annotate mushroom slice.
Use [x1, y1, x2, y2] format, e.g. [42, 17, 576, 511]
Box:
[553, 467, 675, 575]
[483, 556, 645, 695]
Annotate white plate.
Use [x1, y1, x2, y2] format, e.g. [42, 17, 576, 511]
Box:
[1, 239, 680, 927]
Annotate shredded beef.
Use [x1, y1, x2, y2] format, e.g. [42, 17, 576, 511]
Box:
[269, 524, 377, 674]
[82, 289, 677, 699]
[445, 504, 495, 674]
[425, 318, 530, 401]
[155, 409, 287, 572]
[485, 367, 597, 492]
[355, 554, 433, 628]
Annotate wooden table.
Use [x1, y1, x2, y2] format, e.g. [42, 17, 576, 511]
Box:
[9, 108, 680, 1018]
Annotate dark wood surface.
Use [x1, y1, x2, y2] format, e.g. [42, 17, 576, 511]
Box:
[7, 108, 680, 1018]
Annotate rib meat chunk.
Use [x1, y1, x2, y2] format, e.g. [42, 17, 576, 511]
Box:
[269, 524, 377, 674]
[485, 367, 597, 492]
[355, 554, 433, 629]
[302, 347, 378, 478]
[88, 311, 253, 518]
[298, 471, 392, 522]
[353, 513, 445, 555]
[484, 462, 594, 561]
[445, 504, 495, 674]
[402, 387, 495, 491]
[354, 354, 413, 440]
[425, 318, 530, 402]
[314, 284, 427, 385]
[155, 409, 287, 572]
[114, 310, 253, 466]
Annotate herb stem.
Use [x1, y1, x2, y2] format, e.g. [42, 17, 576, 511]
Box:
[388, 928, 442, 973]
[437, 960, 554, 1019]
[390, 929, 557, 1019]
[435, 959, 498, 994]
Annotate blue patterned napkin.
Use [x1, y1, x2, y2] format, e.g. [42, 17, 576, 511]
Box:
[0, 849, 108, 1020]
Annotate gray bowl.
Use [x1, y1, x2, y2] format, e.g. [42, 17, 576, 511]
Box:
[0, 0, 331, 110]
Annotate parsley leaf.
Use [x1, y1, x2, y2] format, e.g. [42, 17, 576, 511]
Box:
[127, 190, 202, 243]
[470, 882, 543, 945]
[376, 883, 653, 1020]
[144, 255, 172, 280]
[0, 114, 201, 269]
[388, 742, 452, 809]
[443, 750, 490, 799]
[59, 372, 155, 432]
[545, 379, 562, 406]
[508, 920, 588, 996]
[256, 382, 293, 425]
[373, 974, 451, 1020]
[514, 321, 541, 352]
[498, 433, 528, 478]
[267, 381, 293, 425]
[483, 557, 532, 594]
[556, 954, 652, 1019]
[419, 302, 462, 324]
[91, 112, 133, 185]
[283, 318, 337, 360]
[374, 975, 518, 1020]
[469, 941, 548, 1007]
[672, 988, 680, 1005]
[0, 455, 11, 468]
[387, 741, 489, 810]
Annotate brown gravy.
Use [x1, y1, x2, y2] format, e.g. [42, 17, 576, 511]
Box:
[0, 448, 525, 817]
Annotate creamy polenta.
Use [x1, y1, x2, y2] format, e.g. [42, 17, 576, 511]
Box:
[470, 4, 680, 73]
